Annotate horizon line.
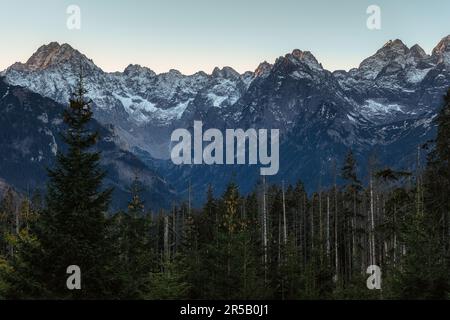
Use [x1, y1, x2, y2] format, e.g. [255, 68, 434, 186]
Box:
[2, 34, 449, 77]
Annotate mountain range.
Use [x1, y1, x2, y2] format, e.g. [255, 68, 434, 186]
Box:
[0, 78, 175, 209]
[1, 35, 449, 205]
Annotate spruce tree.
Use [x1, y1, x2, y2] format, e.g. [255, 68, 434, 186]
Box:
[425, 88, 450, 258]
[0, 188, 16, 258]
[7, 73, 116, 299]
[400, 87, 450, 299]
[113, 177, 156, 299]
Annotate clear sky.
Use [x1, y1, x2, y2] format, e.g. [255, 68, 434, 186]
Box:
[0, 0, 448, 74]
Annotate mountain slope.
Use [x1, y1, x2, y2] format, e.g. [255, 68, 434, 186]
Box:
[0, 77, 175, 209]
[3, 36, 450, 203]
[4, 43, 251, 159]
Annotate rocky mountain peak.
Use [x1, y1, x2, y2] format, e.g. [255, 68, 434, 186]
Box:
[432, 35, 450, 64]
[212, 66, 240, 79]
[123, 64, 156, 77]
[254, 61, 272, 78]
[8, 42, 98, 73]
[2, 37, 449, 201]
[372, 39, 409, 59]
[287, 49, 322, 69]
[408, 44, 427, 59]
[381, 39, 408, 52]
[356, 39, 411, 79]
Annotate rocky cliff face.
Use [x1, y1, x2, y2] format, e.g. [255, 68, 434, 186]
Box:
[3, 36, 450, 202]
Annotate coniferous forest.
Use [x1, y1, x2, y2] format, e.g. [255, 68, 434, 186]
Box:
[0, 76, 449, 300]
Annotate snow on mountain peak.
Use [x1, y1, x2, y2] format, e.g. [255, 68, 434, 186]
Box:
[123, 64, 156, 77]
[288, 49, 322, 70]
[356, 39, 414, 80]
[4, 37, 449, 160]
[212, 66, 240, 79]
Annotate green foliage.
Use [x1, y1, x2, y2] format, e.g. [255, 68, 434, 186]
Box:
[110, 178, 157, 299]
[145, 256, 189, 300]
[1, 86, 450, 300]
[4, 73, 117, 299]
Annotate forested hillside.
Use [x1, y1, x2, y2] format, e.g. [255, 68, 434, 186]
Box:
[0, 79, 449, 299]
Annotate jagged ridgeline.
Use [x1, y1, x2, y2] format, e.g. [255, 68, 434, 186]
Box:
[2, 36, 450, 203]
[1, 99, 449, 298]
[0, 39, 448, 300]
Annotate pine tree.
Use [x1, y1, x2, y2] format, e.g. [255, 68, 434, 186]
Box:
[392, 88, 450, 299]
[6, 72, 117, 299]
[425, 88, 450, 259]
[197, 182, 265, 299]
[0, 188, 16, 258]
[145, 255, 189, 299]
[112, 177, 157, 299]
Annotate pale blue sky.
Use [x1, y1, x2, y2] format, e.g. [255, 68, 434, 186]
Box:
[0, 0, 449, 74]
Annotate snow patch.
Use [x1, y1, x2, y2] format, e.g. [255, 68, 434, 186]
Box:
[360, 99, 403, 116]
[290, 71, 312, 80]
[347, 114, 357, 122]
[207, 93, 228, 107]
[113, 93, 190, 123]
[406, 68, 431, 83]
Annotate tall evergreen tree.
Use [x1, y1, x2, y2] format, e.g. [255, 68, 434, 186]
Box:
[6, 72, 116, 299]
[393, 88, 450, 299]
[424, 88, 450, 258]
[112, 177, 157, 299]
[0, 188, 16, 258]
